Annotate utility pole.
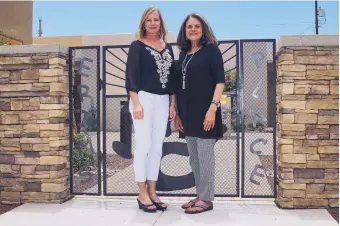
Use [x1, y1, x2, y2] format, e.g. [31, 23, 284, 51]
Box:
[315, 0, 319, 34]
[38, 17, 43, 37]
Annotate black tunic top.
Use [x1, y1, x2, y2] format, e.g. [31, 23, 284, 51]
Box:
[125, 40, 177, 95]
[176, 44, 225, 139]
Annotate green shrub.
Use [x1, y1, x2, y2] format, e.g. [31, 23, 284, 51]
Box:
[72, 132, 96, 172]
[82, 104, 97, 132]
[72, 148, 96, 172]
[73, 132, 88, 150]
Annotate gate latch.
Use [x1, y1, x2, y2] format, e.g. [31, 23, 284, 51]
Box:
[99, 79, 103, 91]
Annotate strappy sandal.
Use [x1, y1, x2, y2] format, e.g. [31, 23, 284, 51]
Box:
[184, 203, 213, 214]
[151, 200, 167, 211]
[137, 199, 157, 213]
[181, 198, 198, 209]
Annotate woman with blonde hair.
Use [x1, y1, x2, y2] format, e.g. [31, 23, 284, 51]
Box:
[125, 6, 177, 212]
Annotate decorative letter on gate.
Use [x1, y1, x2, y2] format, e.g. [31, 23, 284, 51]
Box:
[75, 57, 97, 152]
[250, 138, 267, 155]
[250, 164, 265, 185]
[79, 57, 93, 77]
[156, 141, 195, 191]
[248, 51, 270, 187]
[112, 104, 195, 191]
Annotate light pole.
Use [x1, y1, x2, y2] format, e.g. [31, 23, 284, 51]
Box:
[315, 0, 319, 34]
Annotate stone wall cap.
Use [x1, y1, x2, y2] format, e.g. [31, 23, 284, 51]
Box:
[0, 44, 69, 55]
[277, 34, 339, 50]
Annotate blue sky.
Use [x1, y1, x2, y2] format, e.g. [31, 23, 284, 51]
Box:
[33, 1, 339, 39]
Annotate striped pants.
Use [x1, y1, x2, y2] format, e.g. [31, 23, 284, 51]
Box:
[185, 136, 216, 201]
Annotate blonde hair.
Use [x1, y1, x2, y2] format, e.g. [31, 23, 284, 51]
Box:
[136, 6, 167, 42]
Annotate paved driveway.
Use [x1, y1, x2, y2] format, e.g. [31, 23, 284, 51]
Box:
[0, 198, 337, 226]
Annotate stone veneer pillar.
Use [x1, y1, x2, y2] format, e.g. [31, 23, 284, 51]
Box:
[275, 35, 339, 208]
[0, 45, 71, 203]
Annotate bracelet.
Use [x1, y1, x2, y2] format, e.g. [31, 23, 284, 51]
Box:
[211, 100, 220, 107]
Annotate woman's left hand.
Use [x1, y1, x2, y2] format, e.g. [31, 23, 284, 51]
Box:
[169, 105, 177, 121]
[203, 105, 217, 131]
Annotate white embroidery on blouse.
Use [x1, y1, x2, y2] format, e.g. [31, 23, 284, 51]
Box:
[145, 47, 172, 88]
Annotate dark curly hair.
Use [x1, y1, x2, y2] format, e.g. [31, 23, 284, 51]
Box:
[177, 13, 218, 52]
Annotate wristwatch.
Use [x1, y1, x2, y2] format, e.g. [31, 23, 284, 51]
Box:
[211, 100, 221, 108]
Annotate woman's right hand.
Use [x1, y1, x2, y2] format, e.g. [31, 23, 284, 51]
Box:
[133, 103, 144, 120]
[174, 115, 184, 133]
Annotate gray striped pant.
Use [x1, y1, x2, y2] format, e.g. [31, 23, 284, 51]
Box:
[185, 136, 216, 201]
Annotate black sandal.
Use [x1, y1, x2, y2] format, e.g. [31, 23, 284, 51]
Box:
[181, 199, 198, 209]
[151, 200, 167, 211]
[137, 199, 157, 213]
[184, 203, 213, 214]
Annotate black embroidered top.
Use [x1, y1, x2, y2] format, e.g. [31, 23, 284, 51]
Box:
[125, 40, 177, 95]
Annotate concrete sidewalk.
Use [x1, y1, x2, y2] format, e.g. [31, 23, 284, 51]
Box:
[0, 197, 337, 226]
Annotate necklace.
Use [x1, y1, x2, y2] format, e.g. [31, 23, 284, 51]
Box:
[181, 46, 202, 90]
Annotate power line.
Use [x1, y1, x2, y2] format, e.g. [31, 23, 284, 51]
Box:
[301, 25, 314, 34]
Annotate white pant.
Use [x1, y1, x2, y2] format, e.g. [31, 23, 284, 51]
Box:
[129, 91, 169, 182]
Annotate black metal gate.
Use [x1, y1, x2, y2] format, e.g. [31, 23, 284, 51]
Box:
[69, 39, 276, 198]
[69, 46, 102, 195]
[240, 40, 277, 198]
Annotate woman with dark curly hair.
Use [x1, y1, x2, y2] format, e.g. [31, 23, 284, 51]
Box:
[174, 13, 225, 214]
